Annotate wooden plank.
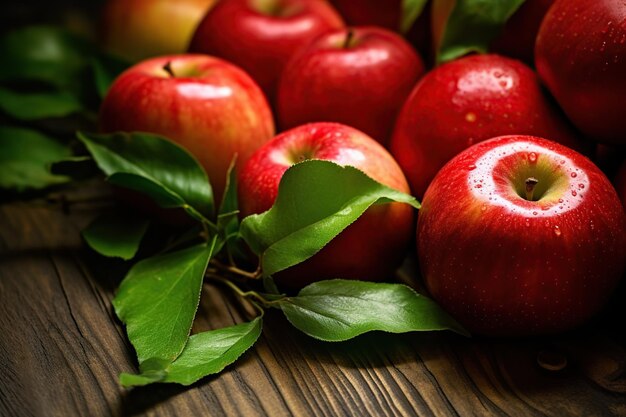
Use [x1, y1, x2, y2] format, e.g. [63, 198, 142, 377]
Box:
[0, 188, 624, 417]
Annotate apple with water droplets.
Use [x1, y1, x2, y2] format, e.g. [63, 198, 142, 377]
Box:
[535, 0, 626, 144]
[417, 135, 625, 336]
[390, 54, 590, 198]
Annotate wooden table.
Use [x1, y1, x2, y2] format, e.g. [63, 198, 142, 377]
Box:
[1, 184, 625, 417]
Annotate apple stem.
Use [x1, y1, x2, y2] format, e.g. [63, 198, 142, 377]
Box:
[343, 28, 355, 49]
[163, 61, 175, 78]
[525, 177, 539, 201]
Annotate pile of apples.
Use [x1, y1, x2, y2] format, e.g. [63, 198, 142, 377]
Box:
[98, 0, 625, 336]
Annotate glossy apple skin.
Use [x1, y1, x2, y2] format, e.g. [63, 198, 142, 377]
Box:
[99, 54, 275, 200]
[330, 0, 400, 30]
[99, 0, 216, 62]
[328, 0, 433, 58]
[535, 0, 626, 144]
[277, 27, 424, 145]
[239, 122, 414, 288]
[615, 160, 626, 208]
[491, 0, 554, 64]
[390, 54, 590, 198]
[188, 0, 344, 104]
[418, 135, 625, 336]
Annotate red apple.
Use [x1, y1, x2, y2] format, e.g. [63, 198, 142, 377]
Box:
[329, 0, 433, 61]
[390, 53, 590, 198]
[99, 0, 217, 62]
[535, 0, 626, 144]
[188, 0, 344, 104]
[277, 26, 425, 145]
[99, 54, 275, 200]
[490, 0, 555, 64]
[594, 143, 626, 179]
[418, 135, 626, 336]
[238, 122, 414, 288]
[329, 0, 401, 30]
[615, 159, 626, 208]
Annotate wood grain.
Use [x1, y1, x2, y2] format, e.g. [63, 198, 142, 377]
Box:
[1, 186, 624, 417]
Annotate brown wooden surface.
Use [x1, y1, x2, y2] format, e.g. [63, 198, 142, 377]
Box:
[1, 185, 625, 417]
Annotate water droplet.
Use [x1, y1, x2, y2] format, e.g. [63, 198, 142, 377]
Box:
[571, 190, 577, 196]
[553, 226, 562, 237]
[528, 152, 537, 163]
[532, 211, 538, 216]
[578, 183, 585, 189]
[474, 184, 482, 189]
[468, 164, 476, 171]
[570, 172, 577, 178]
[558, 198, 564, 203]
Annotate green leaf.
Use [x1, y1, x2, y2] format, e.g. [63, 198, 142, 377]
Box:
[120, 317, 263, 387]
[78, 131, 214, 218]
[119, 370, 165, 387]
[113, 240, 217, 365]
[217, 156, 239, 231]
[437, 0, 526, 64]
[401, 0, 429, 33]
[217, 157, 249, 262]
[279, 280, 469, 341]
[240, 160, 420, 277]
[91, 55, 130, 99]
[164, 317, 262, 385]
[107, 172, 187, 209]
[82, 211, 150, 260]
[0, 86, 83, 120]
[0, 25, 92, 87]
[0, 126, 70, 190]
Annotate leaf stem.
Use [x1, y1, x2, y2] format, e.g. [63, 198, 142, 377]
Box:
[205, 274, 270, 314]
[210, 258, 261, 280]
[183, 204, 218, 235]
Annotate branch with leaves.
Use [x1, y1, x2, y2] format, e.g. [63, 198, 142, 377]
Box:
[74, 131, 468, 387]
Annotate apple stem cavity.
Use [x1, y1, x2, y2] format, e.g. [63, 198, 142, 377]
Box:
[525, 177, 539, 201]
[343, 28, 355, 49]
[163, 61, 175, 78]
